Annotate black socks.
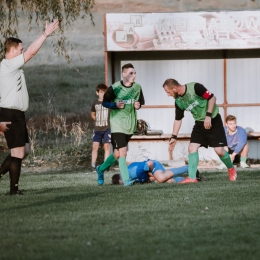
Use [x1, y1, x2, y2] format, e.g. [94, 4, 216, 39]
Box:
[9, 157, 22, 195]
[0, 154, 11, 179]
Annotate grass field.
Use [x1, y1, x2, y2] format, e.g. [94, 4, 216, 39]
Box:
[1, 168, 260, 260]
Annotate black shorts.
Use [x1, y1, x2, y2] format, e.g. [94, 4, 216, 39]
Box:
[111, 133, 132, 150]
[190, 113, 227, 148]
[0, 108, 29, 149]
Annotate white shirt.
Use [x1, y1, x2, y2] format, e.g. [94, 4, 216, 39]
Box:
[0, 54, 29, 111]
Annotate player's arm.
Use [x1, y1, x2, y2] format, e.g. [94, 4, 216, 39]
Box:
[134, 89, 145, 110]
[194, 83, 216, 130]
[102, 86, 120, 109]
[169, 103, 183, 152]
[23, 19, 59, 63]
[91, 112, 96, 121]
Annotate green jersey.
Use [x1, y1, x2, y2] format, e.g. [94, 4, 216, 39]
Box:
[175, 82, 219, 121]
[105, 81, 144, 134]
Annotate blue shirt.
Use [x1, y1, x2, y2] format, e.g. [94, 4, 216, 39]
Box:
[224, 126, 247, 154]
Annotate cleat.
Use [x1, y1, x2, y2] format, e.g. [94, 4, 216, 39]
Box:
[96, 165, 104, 185]
[179, 177, 198, 184]
[196, 170, 207, 181]
[123, 179, 135, 186]
[10, 190, 24, 196]
[240, 161, 249, 168]
[228, 167, 237, 181]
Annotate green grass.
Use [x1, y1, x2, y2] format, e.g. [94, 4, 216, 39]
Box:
[1, 169, 260, 260]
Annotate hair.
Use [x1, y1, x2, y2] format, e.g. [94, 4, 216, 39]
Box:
[4, 37, 22, 53]
[111, 174, 121, 185]
[162, 78, 180, 89]
[226, 115, 237, 123]
[122, 63, 134, 72]
[96, 83, 108, 92]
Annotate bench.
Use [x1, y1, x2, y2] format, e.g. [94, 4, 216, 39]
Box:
[130, 132, 260, 160]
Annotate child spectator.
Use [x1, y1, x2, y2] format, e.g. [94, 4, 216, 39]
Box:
[90, 84, 111, 169]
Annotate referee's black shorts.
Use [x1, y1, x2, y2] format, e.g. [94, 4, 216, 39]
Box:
[0, 108, 29, 149]
[190, 113, 227, 148]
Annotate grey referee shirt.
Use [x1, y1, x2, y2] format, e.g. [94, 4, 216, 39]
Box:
[0, 53, 29, 112]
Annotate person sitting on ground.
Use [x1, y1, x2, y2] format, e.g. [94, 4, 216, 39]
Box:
[111, 160, 203, 184]
[218, 115, 249, 169]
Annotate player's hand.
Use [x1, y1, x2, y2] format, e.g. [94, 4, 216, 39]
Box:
[44, 19, 59, 36]
[0, 122, 11, 132]
[204, 116, 212, 130]
[134, 100, 140, 109]
[168, 138, 176, 152]
[116, 100, 125, 109]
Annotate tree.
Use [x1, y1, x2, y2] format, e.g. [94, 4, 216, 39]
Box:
[0, 0, 95, 62]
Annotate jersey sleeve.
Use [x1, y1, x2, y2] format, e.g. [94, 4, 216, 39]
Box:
[194, 83, 214, 100]
[138, 89, 145, 105]
[175, 102, 185, 120]
[103, 86, 116, 102]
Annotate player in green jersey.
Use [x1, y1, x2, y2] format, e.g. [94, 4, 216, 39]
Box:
[95, 63, 145, 186]
[163, 79, 237, 183]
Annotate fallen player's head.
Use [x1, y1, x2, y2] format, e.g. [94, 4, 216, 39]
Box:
[112, 174, 123, 185]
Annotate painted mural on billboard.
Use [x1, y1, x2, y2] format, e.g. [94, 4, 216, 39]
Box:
[106, 11, 260, 51]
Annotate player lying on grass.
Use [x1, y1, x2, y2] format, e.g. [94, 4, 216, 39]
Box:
[111, 160, 203, 184]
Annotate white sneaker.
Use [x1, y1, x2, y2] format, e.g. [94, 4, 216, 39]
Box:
[240, 161, 249, 168]
[217, 163, 227, 170]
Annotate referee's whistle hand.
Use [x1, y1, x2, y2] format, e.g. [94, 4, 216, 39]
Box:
[0, 122, 11, 132]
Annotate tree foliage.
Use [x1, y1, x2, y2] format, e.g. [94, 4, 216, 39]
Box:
[0, 0, 95, 61]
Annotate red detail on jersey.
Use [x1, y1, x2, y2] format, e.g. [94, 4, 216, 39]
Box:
[202, 90, 211, 99]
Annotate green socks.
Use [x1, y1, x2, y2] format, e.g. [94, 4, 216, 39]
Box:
[240, 157, 247, 162]
[99, 154, 117, 172]
[219, 151, 233, 169]
[188, 152, 199, 179]
[118, 157, 130, 182]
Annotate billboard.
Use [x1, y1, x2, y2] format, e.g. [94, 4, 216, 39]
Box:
[105, 11, 260, 51]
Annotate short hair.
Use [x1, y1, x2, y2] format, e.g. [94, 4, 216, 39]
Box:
[162, 78, 180, 89]
[226, 115, 236, 123]
[96, 83, 108, 92]
[4, 37, 22, 53]
[111, 174, 121, 185]
[122, 63, 134, 72]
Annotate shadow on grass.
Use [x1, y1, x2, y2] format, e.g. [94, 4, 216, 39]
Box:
[4, 189, 104, 211]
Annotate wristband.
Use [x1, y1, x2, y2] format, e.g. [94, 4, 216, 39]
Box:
[42, 31, 48, 38]
[206, 112, 212, 117]
[169, 134, 177, 141]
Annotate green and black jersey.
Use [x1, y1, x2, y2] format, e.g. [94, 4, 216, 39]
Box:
[103, 81, 145, 134]
[175, 82, 218, 121]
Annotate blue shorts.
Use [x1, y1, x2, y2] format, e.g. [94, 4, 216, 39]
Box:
[92, 128, 111, 143]
[151, 160, 165, 175]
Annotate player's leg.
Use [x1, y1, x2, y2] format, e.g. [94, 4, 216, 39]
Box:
[168, 165, 188, 176]
[114, 133, 134, 186]
[240, 143, 249, 168]
[0, 154, 11, 179]
[91, 142, 100, 168]
[91, 131, 102, 168]
[152, 161, 174, 182]
[103, 128, 111, 161]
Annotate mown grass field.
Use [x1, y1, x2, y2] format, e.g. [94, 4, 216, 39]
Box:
[1, 169, 260, 260]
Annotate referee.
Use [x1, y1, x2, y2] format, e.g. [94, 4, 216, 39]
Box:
[0, 19, 59, 195]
